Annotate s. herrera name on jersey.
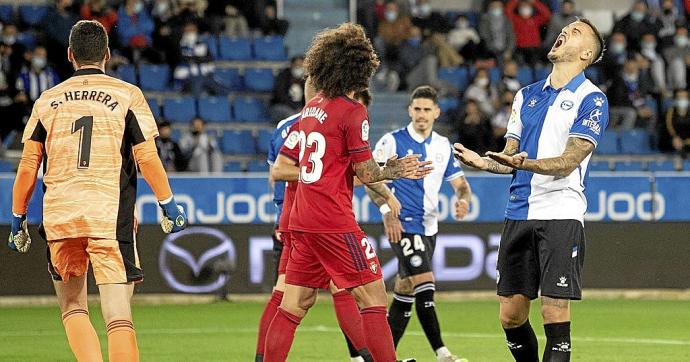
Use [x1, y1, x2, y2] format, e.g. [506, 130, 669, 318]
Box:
[302, 106, 328, 123]
[50, 90, 119, 111]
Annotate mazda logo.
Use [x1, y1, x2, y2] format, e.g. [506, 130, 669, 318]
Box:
[159, 227, 237, 293]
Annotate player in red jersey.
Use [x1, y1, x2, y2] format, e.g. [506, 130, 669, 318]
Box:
[263, 23, 431, 362]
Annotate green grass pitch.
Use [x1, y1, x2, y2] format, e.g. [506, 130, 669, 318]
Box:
[1, 299, 688, 361]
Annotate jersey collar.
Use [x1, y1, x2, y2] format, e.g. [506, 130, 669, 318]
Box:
[406, 123, 433, 144]
[542, 71, 586, 93]
[72, 68, 104, 77]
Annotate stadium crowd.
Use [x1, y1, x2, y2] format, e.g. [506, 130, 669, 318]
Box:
[0, 0, 689, 172]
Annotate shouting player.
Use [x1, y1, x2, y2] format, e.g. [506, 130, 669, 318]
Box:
[8, 20, 187, 362]
[455, 19, 607, 361]
[370, 86, 471, 362]
[263, 23, 431, 362]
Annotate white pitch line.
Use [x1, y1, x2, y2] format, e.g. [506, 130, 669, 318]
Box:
[0, 326, 688, 347]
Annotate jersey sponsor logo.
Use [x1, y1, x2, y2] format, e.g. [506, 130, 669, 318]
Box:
[361, 119, 369, 141]
[593, 96, 605, 107]
[556, 276, 569, 287]
[284, 130, 299, 149]
[560, 100, 574, 110]
[582, 109, 602, 135]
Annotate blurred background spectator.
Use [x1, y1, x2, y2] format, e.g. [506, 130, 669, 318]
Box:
[479, 0, 516, 63]
[261, 4, 289, 36]
[80, 0, 118, 36]
[543, 0, 579, 50]
[505, 0, 551, 66]
[180, 117, 222, 173]
[15, 46, 59, 106]
[663, 27, 690, 90]
[374, 0, 413, 91]
[491, 90, 516, 149]
[270, 56, 305, 122]
[465, 68, 498, 115]
[117, 0, 159, 63]
[173, 22, 226, 96]
[156, 121, 187, 172]
[45, 0, 78, 79]
[612, 1, 661, 52]
[663, 89, 690, 156]
[608, 58, 656, 129]
[454, 99, 494, 155]
[223, 5, 250, 38]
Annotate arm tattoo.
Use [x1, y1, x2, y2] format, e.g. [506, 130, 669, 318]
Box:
[453, 176, 472, 203]
[521, 137, 595, 177]
[365, 182, 390, 207]
[354, 158, 404, 184]
[483, 139, 520, 174]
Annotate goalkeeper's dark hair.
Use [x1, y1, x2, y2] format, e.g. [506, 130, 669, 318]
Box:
[69, 20, 109, 65]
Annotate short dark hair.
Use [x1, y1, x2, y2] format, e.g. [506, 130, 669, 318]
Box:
[410, 85, 438, 105]
[354, 88, 372, 107]
[577, 18, 605, 64]
[69, 20, 108, 65]
[158, 121, 171, 128]
[304, 23, 379, 98]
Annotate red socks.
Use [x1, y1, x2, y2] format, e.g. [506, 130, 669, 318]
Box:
[361, 306, 397, 362]
[263, 307, 302, 362]
[256, 290, 284, 359]
[331, 290, 367, 352]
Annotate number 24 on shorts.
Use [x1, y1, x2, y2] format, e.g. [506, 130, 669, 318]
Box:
[401, 235, 425, 256]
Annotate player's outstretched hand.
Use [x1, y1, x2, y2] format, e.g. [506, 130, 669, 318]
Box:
[386, 193, 402, 218]
[159, 197, 188, 234]
[383, 211, 404, 243]
[455, 199, 469, 220]
[8, 213, 31, 253]
[453, 143, 487, 170]
[486, 151, 528, 169]
[385, 154, 434, 180]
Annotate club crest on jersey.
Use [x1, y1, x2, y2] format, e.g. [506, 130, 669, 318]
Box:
[284, 131, 299, 149]
[361, 120, 369, 141]
[528, 98, 538, 107]
[369, 262, 378, 274]
[560, 100, 574, 110]
[435, 153, 443, 163]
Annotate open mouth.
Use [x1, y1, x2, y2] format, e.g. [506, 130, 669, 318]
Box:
[553, 34, 566, 50]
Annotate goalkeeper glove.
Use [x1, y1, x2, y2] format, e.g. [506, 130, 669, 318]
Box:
[8, 213, 31, 253]
[159, 197, 187, 234]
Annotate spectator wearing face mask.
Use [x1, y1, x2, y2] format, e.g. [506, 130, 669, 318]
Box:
[173, 22, 226, 97]
[665, 89, 690, 156]
[375, 0, 413, 90]
[612, 1, 662, 53]
[224, 5, 250, 38]
[261, 4, 289, 36]
[270, 56, 306, 122]
[0, 24, 25, 79]
[117, 0, 157, 62]
[454, 99, 494, 155]
[151, 0, 177, 65]
[663, 27, 690, 90]
[601, 32, 630, 84]
[607, 58, 656, 129]
[638, 33, 667, 93]
[505, 0, 551, 66]
[15, 46, 60, 104]
[498, 60, 522, 93]
[479, 0, 516, 62]
[80, 0, 118, 35]
[180, 117, 223, 173]
[543, 0, 579, 50]
[398, 26, 446, 91]
[464, 68, 498, 115]
[490, 90, 516, 149]
[657, 0, 685, 48]
[0, 43, 24, 144]
[44, 0, 79, 79]
[448, 15, 481, 60]
[411, 0, 451, 34]
[155, 121, 187, 172]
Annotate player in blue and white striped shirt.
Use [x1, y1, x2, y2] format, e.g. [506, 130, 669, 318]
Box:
[455, 18, 608, 362]
[370, 86, 472, 362]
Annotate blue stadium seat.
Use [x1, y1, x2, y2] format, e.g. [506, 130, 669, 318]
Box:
[233, 97, 269, 122]
[117, 64, 137, 85]
[202, 35, 219, 60]
[244, 68, 274, 92]
[596, 132, 619, 154]
[247, 160, 269, 172]
[613, 161, 645, 172]
[0, 159, 13, 172]
[214, 68, 243, 91]
[517, 67, 534, 86]
[171, 128, 181, 142]
[219, 36, 252, 61]
[683, 160, 690, 171]
[588, 160, 610, 172]
[198, 96, 231, 123]
[19, 5, 48, 26]
[0, 5, 13, 23]
[619, 129, 653, 154]
[221, 130, 256, 155]
[163, 97, 197, 123]
[256, 129, 273, 154]
[438, 97, 459, 113]
[437, 67, 470, 92]
[254, 36, 287, 60]
[146, 98, 161, 119]
[139, 64, 170, 91]
[489, 67, 501, 84]
[223, 161, 243, 172]
[647, 160, 676, 172]
[16, 33, 36, 49]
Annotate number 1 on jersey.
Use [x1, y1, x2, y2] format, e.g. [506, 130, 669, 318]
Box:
[72, 116, 93, 169]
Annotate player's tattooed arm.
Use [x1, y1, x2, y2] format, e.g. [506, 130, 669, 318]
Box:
[364, 182, 401, 216]
[454, 139, 519, 174]
[450, 176, 471, 219]
[353, 155, 433, 183]
[487, 137, 595, 177]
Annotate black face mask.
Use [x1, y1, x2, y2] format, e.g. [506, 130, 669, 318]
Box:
[191, 129, 201, 136]
[663, 8, 673, 15]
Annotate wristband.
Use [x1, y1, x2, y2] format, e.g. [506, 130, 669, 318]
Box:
[379, 204, 392, 215]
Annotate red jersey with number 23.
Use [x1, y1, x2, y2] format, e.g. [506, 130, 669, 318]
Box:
[289, 95, 373, 233]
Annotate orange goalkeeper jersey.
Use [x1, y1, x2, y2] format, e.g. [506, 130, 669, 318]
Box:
[22, 68, 158, 242]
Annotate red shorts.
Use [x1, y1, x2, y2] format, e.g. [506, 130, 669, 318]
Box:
[285, 230, 382, 290]
[277, 231, 292, 275]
